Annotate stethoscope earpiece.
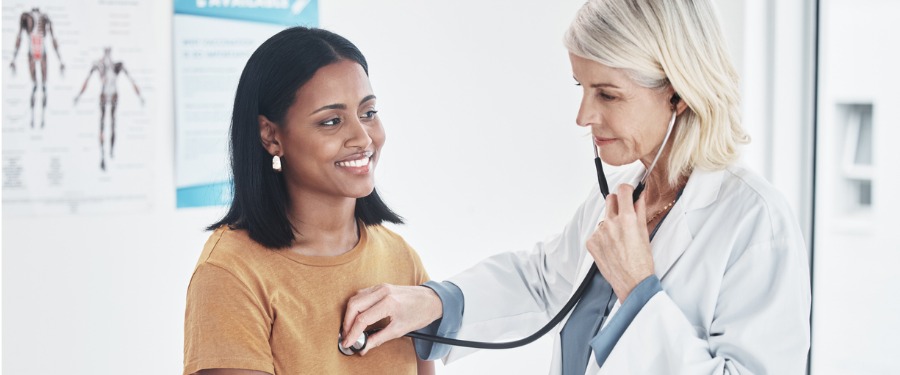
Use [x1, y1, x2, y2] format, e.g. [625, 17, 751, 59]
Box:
[338, 330, 368, 356]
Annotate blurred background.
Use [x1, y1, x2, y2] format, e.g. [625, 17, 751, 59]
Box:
[1, 0, 897, 373]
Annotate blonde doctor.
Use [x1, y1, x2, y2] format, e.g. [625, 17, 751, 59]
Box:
[342, 0, 811, 373]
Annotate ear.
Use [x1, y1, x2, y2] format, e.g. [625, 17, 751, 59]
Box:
[258, 115, 282, 156]
[673, 95, 688, 116]
[668, 89, 688, 116]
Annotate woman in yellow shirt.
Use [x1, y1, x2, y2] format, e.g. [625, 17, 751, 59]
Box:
[183, 27, 435, 375]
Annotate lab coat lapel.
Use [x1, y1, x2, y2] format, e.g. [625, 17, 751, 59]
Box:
[571, 183, 611, 296]
[574, 169, 725, 374]
[652, 168, 723, 280]
[555, 229, 604, 375]
[651, 211, 692, 280]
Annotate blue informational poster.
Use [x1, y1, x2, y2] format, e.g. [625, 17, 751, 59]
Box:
[173, 0, 318, 208]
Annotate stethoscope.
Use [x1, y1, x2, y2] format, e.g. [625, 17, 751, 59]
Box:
[339, 107, 679, 356]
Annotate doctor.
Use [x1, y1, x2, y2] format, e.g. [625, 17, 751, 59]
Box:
[342, 0, 811, 373]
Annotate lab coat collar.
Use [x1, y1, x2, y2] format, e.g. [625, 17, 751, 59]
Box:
[678, 167, 724, 212]
[572, 168, 728, 374]
[573, 167, 725, 292]
[652, 167, 724, 279]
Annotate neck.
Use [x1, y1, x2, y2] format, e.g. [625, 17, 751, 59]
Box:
[287, 189, 359, 257]
[638, 140, 683, 207]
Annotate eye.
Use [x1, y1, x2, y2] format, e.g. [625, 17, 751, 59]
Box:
[574, 82, 582, 87]
[598, 92, 616, 101]
[360, 110, 378, 120]
[321, 117, 342, 126]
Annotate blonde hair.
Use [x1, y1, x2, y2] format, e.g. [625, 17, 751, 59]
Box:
[564, 0, 749, 186]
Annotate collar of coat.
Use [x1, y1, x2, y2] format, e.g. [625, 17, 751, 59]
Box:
[649, 166, 724, 279]
[600, 164, 726, 280]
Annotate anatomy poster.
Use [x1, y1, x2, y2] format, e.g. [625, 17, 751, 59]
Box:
[173, 0, 318, 208]
[2, 1, 157, 215]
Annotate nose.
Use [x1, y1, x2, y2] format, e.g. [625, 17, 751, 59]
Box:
[575, 93, 597, 128]
[345, 116, 373, 150]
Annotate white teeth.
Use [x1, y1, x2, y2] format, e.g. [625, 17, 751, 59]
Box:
[336, 156, 371, 168]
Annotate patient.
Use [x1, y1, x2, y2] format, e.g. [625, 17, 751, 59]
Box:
[183, 27, 434, 375]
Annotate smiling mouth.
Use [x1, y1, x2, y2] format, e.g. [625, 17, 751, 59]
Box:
[335, 151, 373, 168]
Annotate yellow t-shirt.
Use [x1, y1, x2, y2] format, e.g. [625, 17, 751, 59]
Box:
[184, 223, 429, 375]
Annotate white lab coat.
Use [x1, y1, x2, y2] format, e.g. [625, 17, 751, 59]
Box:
[443, 163, 811, 374]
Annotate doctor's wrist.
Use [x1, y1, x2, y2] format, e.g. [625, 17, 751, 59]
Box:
[421, 280, 465, 327]
[418, 285, 444, 322]
[614, 271, 655, 303]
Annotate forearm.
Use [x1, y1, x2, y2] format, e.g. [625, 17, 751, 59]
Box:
[11, 34, 21, 58]
[448, 247, 582, 327]
[49, 29, 62, 60]
[414, 281, 464, 360]
[416, 357, 435, 375]
[126, 72, 142, 96]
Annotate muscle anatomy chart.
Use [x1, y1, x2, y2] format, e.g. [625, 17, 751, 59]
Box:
[3, 1, 158, 215]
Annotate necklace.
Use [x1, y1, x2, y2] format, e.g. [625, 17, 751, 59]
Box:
[646, 198, 677, 224]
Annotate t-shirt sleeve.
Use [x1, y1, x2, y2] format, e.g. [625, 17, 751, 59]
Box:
[402, 241, 430, 285]
[183, 263, 275, 375]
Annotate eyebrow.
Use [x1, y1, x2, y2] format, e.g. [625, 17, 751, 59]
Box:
[310, 103, 345, 115]
[309, 95, 378, 116]
[359, 94, 376, 106]
[589, 83, 621, 89]
[572, 76, 621, 89]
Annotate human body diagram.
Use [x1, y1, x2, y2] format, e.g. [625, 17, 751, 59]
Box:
[9, 7, 65, 129]
[74, 47, 144, 171]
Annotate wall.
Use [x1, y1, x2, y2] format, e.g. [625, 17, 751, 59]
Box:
[2, 1, 761, 374]
[811, 0, 900, 373]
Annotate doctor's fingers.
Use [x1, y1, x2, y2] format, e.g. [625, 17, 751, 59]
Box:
[345, 297, 400, 355]
[614, 184, 638, 220]
[345, 285, 444, 351]
[605, 192, 619, 218]
[634, 192, 648, 224]
[358, 320, 406, 356]
[587, 219, 616, 256]
[342, 284, 392, 344]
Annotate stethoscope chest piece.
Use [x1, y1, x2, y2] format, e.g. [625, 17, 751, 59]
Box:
[338, 330, 368, 356]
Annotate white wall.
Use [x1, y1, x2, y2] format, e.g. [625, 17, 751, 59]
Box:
[811, 0, 900, 373]
[1, 1, 757, 374]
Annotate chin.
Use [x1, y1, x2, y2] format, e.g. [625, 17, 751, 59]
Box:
[598, 154, 638, 167]
[348, 186, 376, 199]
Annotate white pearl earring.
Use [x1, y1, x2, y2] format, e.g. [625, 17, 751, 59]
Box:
[272, 155, 282, 172]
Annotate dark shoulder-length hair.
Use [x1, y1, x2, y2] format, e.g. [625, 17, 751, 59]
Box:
[208, 26, 402, 249]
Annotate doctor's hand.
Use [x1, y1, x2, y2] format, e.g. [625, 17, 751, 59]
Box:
[342, 284, 443, 355]
[586, 184, 655, 303]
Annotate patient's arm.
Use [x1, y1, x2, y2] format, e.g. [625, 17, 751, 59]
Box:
[417, 357, 435, 375]
[197, 369, 271, 375]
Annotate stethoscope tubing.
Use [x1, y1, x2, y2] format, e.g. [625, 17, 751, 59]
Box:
[404, 265, 600, 349]
[344, 111, 678, 353]
[398, 144, 616, 350]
